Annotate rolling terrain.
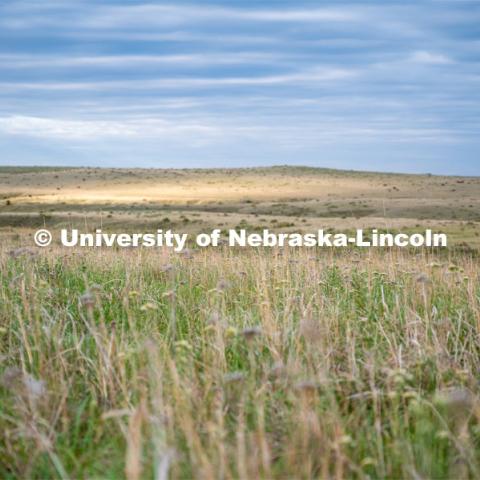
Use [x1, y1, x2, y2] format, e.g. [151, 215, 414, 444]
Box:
[1, 166, 479, 248]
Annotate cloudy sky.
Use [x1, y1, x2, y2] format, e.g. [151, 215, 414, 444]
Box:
[1, 1, 479, 174]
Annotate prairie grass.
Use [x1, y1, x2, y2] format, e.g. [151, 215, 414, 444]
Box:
[1, 245, 480, 479]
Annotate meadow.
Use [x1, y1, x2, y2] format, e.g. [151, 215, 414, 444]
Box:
[1, 166, 479, 479]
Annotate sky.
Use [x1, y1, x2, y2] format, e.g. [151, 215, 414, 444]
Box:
[0, 1, 479, 175]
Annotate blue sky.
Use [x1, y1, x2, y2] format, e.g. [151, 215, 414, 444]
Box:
[0, 1, 479, 174]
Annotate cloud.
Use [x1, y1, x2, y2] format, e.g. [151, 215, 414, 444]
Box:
[409, 51, 453, 65]
[0, 115, 218, 140]
[83, 5, 360, 28]
[0, 52, 287, 69]
[0, 1, 478, 173]
[0, 114, 461, 147]
[0, 3, 361, 31]
[0, 67, 356, 91]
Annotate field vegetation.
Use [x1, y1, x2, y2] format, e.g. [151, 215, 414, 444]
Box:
[0, 167, 479, 478]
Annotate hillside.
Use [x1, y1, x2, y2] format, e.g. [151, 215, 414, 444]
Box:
[1, 166, 479, 247]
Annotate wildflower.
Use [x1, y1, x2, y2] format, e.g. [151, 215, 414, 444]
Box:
[225, 326, 238, 338]
[128, 290, 139, 298]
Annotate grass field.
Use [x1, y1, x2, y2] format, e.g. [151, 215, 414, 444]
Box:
[1, 166, 480, 479]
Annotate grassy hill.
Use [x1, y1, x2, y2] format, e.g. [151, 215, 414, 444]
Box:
[1, 165, 479, 248]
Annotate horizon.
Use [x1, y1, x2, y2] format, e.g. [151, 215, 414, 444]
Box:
[1, 1, 479, 175]
[3, 163, 478, 178]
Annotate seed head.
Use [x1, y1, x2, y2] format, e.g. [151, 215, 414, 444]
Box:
[216, 279, 229, 291]
[80, 292, 95, 308]
[415, 273, 431, 284]
[224, 371, 246, 384]
[294, 380, 318, 402]
[241, 326, 262, 341]
[1, 367, 46, 401]
[140, 302, 157, 311]
[294, 380, 318, 394]
[23, 374, 46, 400]
[435, 388, 474, 411]
[162, 290, 176, 300]
[299, 318, 322, 343]
[8, 247, 37, 259]
[269, 361, 286, 379]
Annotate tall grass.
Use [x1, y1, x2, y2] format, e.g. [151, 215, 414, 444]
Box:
[1, 245, 479, 478]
